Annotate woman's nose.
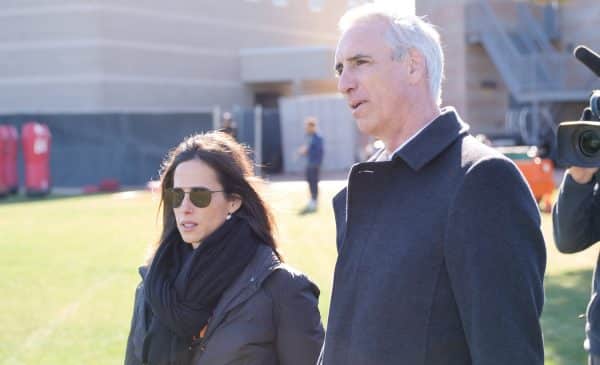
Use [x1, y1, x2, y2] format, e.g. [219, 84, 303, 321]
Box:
[179, 193, 194, 212]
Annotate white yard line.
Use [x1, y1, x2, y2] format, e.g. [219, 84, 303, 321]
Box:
[3, 275, 116, 365]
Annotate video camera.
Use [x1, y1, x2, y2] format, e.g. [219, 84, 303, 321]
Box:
[557, 46, 600, 167]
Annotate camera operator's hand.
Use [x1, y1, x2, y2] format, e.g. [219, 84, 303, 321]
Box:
[567, 166, 599, 184]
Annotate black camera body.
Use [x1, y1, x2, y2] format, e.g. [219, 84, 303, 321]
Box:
[557, 120, 600, 167]
[592, 90, 600, 117]
[557, 47, 600, 167]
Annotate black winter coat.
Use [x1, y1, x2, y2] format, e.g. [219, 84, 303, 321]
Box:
[125, 244, 324, 365]
[319, 108, 546, 365]
[553, 173, 600, 354]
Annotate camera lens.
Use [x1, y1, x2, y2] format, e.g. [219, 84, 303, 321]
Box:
[579, 129, 600, 157]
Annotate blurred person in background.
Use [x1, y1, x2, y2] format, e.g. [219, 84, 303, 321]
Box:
[297, 116, 324, 213]
[220, 112, 238, 140]
[319, 3, 546, 365]
[125, 131, 324, 365]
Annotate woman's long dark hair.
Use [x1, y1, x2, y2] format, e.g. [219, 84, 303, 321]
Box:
[147, 131, 281, 263]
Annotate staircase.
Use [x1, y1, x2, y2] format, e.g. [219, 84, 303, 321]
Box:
[466, 0, 595, 146]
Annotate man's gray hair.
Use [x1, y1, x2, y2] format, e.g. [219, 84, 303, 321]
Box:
[339, 3, 445, 106]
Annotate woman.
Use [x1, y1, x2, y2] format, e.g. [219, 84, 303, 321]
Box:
[125, 132, 324, 365]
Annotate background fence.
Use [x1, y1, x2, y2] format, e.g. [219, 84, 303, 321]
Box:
[2, 113, 213, 187]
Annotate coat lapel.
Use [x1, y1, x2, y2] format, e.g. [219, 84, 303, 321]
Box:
[332, 108, 470, 256]
[203, 245, 280, 340]
[393, 107, 470, 171]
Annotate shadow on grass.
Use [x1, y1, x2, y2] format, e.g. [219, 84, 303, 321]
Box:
[543, 269, 593, 365]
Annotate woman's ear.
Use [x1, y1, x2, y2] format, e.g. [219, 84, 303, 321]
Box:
[229, 194, 242, 214]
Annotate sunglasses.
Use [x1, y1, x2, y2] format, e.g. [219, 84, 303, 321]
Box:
[165, 187, 224, 208]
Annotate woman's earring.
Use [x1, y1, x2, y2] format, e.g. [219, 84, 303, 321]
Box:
[226, 212, 232, 220]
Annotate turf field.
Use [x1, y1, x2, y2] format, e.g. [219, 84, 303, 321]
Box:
[0, 180, 596, 364]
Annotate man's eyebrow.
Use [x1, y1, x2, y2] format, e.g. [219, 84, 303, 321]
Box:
[334, 54, 372, 73]
[346, 54, 372, 62]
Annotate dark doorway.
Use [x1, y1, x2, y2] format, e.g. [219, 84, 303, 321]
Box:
[255, 92, 281, 109]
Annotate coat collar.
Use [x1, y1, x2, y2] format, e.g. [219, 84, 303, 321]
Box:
[202, 244, 280, 340]
[138, 245, 279, 343]
[213, 244, 280, 313]
[392, 107, 469, 171]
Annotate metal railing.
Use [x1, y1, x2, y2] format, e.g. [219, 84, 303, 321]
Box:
[468, 0, 524, 95]
[466, 0, 597, 103]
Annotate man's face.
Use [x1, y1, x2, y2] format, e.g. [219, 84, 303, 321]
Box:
[335, 19, 411, 139]
[305, 120, 316, 135]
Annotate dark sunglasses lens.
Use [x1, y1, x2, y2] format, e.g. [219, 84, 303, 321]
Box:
[189, 189, 212, 208]
[168, 188, 185, 208]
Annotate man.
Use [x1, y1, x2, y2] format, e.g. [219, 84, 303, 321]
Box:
[553, 110, 600, 365]
[319, 4, 546, 365]
[298, 117, 324, 213]
[220, 112, 238, 140]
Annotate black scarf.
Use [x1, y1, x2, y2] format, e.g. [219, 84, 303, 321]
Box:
[142, 215, 260, 364]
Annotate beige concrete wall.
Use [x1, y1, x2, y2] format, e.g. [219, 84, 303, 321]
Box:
[240, 47, 335, 83]
[464, 45, 509, 134]
[0, 5, 104, 112]
[3, 0, 595, 118]
[417, 0, 599, 135]
[558, 0, 600, 89]
[556, 0, 600, 121]
[559, 0, 600, 51]
[416, 0, 468, 121]
[0, 0, 348, 113]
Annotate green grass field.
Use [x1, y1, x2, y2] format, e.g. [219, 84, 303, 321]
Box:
[0, 180, 597, 364]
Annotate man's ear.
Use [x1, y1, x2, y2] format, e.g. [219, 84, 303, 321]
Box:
[407, 48, 427, 84]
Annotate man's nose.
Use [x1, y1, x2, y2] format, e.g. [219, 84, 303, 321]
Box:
[337, 69, 355, 95]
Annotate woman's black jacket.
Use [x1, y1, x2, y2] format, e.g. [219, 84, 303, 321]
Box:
[124, 244, 324, 365]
